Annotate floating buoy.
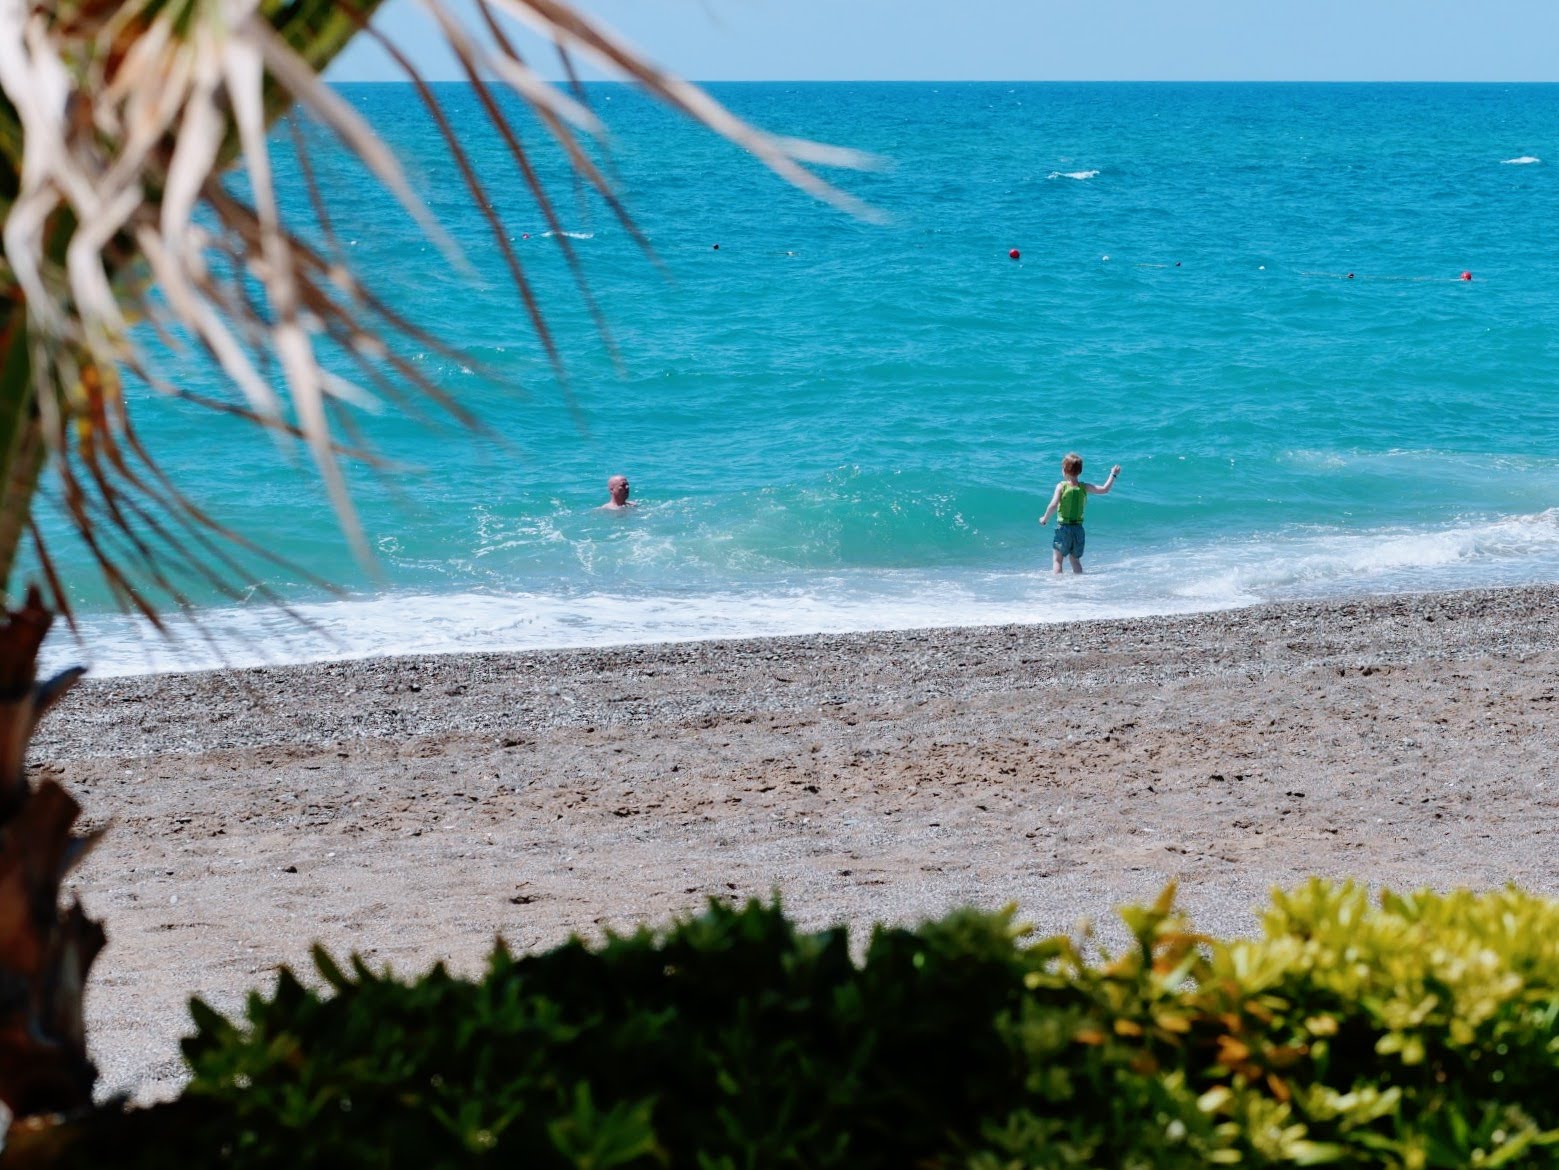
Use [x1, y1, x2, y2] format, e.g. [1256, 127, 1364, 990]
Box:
[1347, 272, 1355, 280]
[713, 243, 720, 250]
[1175, 261, 1182, 267]
[1009, 248, 1021, 260]
[1101, 254, 1110, 262]
[1460, 270, 1473, 281]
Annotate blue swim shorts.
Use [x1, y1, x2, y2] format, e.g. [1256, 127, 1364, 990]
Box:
[1053, 523, 1085, 558]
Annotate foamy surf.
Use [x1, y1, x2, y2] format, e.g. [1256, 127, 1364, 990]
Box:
[541, 230, 595, 239]
[41, 575, 1222, 679]
[43, 510, 1559, 679]
[1502, 156, 1541, 165]
[1048, 169, 1100, 180]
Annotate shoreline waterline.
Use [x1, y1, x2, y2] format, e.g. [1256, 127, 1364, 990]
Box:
[36, 572, 1559, 682]
[37, 579, 1559, 729]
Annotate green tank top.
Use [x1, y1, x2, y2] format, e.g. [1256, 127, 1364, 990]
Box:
[1057, 482, 1086, 524]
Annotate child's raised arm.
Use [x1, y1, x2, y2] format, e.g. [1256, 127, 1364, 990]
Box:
[1085, 465, 1122, 495]
[1038, 482, 1064, 525]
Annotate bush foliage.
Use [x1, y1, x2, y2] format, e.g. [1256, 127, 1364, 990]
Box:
[10, 880, 1559, 1168]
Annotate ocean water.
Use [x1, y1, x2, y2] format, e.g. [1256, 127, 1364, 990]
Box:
[31, 83, 1559, 675]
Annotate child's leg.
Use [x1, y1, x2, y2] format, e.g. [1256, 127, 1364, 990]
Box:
[1052, 547, 1064, 574]
[1069, 554, 1083, 574]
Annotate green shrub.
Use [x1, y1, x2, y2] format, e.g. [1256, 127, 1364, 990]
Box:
[10, 882, 1559, 1169]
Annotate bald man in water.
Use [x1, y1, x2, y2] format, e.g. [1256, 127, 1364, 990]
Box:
[602, 474, 636, 510]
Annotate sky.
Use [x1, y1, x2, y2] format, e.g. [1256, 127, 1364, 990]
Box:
[327, 0, 1559, 83]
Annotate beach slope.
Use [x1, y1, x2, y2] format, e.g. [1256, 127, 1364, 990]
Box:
[36, 585, 1559, 1100]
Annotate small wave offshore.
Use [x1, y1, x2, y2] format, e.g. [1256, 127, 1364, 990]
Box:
[1048, 169, 1100, 180]
[1502, 156, 1542, 165]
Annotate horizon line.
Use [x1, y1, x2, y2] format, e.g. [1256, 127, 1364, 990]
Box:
[329, 76, 1559, 85]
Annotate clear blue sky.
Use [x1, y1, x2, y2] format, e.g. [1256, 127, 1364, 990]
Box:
[328, 0, 1559, 83]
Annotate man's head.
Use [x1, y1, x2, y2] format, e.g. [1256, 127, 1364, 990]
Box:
[607, 475, 631, 505]
[1062, 453, 1083, 477]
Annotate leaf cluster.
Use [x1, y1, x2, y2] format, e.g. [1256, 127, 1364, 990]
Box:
[11, 881, 1559, 1169]
[0, 0, 877, 623]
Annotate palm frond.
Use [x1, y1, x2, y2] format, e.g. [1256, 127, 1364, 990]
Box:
[0, 0, 873, 622]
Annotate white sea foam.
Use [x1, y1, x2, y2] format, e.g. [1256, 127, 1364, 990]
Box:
[541, 230, 595, 239]
[1170, 509, 1559, 605]
[1502, 156, 1541, 165]
[44, 577, 1215, 679]
[1047, 169, 1099, 180]
[42, 510, 1559, 679]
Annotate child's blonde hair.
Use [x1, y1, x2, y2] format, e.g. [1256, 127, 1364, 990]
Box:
[1062, 452, 1083, 476]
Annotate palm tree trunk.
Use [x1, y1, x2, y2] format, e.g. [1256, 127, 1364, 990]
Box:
[0, 588, 99, 1118]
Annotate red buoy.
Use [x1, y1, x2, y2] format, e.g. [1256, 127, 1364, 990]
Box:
[1460, 270, 1473, 281]
[1008, 248, 1020, 260]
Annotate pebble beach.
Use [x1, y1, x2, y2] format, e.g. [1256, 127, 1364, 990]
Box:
[35, 583, 1559, 1102]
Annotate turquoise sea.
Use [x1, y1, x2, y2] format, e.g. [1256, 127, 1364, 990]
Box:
[35, 83, 1559, 674]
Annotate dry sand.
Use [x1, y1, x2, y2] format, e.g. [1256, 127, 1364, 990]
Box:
[34, 584, 1559, 1102]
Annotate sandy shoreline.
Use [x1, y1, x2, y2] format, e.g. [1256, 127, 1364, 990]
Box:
[35, 583, 1559, 1102]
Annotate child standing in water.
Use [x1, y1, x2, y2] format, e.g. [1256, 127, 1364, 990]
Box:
[1038, 453, 1121, 574]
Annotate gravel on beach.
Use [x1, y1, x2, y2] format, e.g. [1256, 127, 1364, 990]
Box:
[34, 584, 1559, 1102]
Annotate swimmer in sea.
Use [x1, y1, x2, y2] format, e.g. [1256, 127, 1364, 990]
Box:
[601, 474, 636, 510]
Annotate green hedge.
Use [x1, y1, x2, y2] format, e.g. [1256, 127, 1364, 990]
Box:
[10, 881, 1559, 1168]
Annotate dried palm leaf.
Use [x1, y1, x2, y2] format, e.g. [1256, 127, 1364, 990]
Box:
[0, 0, 871, 622]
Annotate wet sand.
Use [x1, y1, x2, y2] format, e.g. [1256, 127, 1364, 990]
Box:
[35, 584, 1559, 1101]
